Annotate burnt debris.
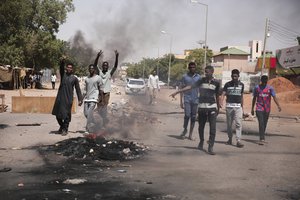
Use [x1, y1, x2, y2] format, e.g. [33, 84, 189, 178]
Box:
[47, 137, 149, 161]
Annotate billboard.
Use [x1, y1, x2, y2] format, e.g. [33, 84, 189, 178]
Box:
[276, 45, 300, 75]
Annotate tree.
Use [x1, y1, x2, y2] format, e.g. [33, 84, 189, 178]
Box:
[0, 0, 74, 69]
[185, 48, 213, 74]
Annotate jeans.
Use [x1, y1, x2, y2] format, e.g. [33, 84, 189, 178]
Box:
[256, 111, 270, 140]
[84, 101, 97, 130]
[183, 102, 198, 130]
[198, 108, 217, 146]
[226, 107, 243, 141]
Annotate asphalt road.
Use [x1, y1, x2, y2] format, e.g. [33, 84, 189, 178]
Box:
[0, 87, 299, 200]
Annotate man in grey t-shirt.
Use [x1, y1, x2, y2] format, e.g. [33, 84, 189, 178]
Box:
[83, 64, 102, 132]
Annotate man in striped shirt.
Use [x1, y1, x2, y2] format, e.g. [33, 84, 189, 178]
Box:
[171, 65, 220, 155]
[220, 69, 244, 148]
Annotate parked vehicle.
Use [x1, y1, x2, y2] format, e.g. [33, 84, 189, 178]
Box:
[158, 81, 166, 86]
[125, 78, 146, 95]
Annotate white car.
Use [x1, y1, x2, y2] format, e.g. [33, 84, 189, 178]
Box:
[125, 78, 146, 95]
[158, 81, 166, 86]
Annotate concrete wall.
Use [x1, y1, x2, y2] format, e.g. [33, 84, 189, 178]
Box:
[213, 55, 255, 72]
[12, 96, 77, 113]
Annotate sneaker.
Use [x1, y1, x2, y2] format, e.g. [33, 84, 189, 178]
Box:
[207, 144, 215, 155]
[198, 141, 204, 150]
[225, 139, 232, 145]
[236, 141, 244, 148]
[61, 129, 68, 136]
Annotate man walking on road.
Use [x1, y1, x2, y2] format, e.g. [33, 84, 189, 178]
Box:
[251, 75, 281, 145]
[179, 62, 201, 140]
[148, 70, 160, 105]
[220, 69, 244, 148]
[52, 58, 83, 136]
[171, 65, 220, 155]
[83, 64, 102, 133]
[51, 73, 56, 89]
[93, 50, 119, 124]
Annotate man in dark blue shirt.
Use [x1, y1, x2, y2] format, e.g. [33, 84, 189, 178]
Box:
[179, 62, 201, 140]
[171, 65, 220, 155]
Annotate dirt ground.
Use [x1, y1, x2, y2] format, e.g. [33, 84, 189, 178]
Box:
[0, 82, 300, 200]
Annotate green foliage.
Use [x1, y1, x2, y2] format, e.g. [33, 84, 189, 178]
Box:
[0, 0, 74, 69]
[185, 48, 213, 74]
[171, 62, 187, 81]
[126, 49, 212, 84]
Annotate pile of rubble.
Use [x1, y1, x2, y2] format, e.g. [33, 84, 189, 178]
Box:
[268, 77, 300, 103]
[268, 77, 296, 93]
[47, 137, 149, 161]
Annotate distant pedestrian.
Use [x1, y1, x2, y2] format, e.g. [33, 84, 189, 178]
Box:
[83, 64, 102, 133]
[220, 69, 244, 148]
[171, 65, 220, 155]
[251, 75, 281, 145]
[148, 70, 160, 105]
[93, 50, 119, 124]
[179, 62, 201, 140]
[51, 73, 57, 89]
[52, 58, 83, 136]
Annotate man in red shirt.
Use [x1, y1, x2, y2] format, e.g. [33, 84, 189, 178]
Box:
[251, 75, 281, 145]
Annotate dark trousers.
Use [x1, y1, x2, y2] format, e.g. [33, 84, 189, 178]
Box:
[183, 102, 198, 129]
[256, 111, 270, 140]
[56, 113, 71, 131]
[198, 108, 217, 146]
[51, 81, 55, 89]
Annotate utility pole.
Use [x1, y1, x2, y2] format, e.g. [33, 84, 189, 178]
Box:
[157, 47, 159, 77]
[261, 18, 269, 76]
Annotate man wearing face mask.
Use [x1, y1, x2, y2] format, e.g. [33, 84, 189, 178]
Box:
[220, 69, 244, 148]
[93, 50, 119, 124]
[52, 57, 83, 136]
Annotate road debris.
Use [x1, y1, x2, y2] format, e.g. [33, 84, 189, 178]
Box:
[17, 183, 24, 187]
[46, 137, 149, 161]
[63, 178, 87, 185]
[0, 167, 11, 172]
[16, 123, 41, 126]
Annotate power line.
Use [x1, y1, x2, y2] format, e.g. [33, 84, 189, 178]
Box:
[272, 34, 297, 45]
[269, 29, 298, 41]
[269, 25, 299, 39]
[269, 20, 300, 36]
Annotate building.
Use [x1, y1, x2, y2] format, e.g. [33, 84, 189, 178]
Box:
[249, 40, 262, 62]
[174, 49, 193, 60]
[212, 47, 252, 72]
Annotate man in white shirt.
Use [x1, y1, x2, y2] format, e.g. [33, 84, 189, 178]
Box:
[93, 50, 119, 124]
[51, 73, 57, 89]
[148, 70, 160, 105]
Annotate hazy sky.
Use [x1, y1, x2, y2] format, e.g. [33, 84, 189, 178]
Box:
[57, 0, 300, 63]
